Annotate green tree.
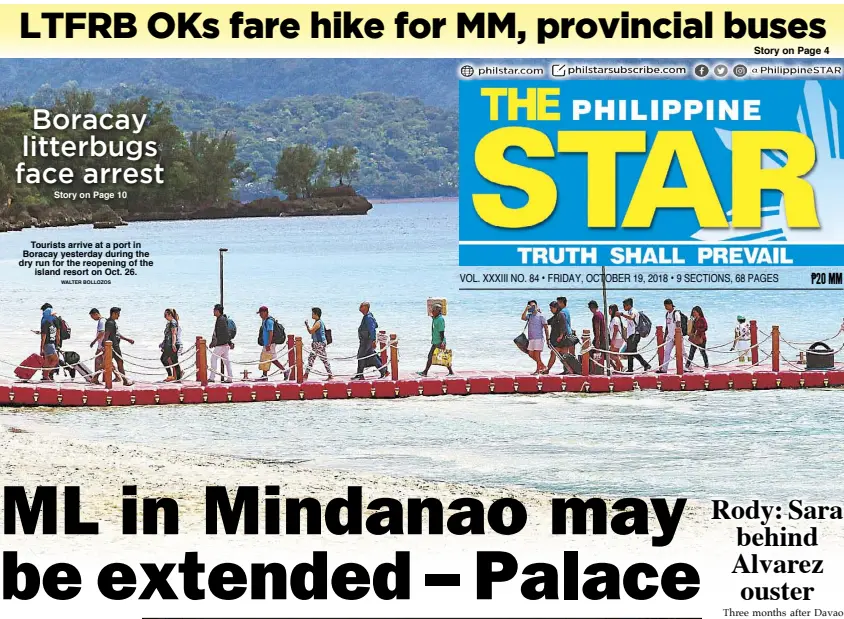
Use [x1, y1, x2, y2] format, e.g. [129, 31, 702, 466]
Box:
[324, 145, 360, 185]
[273, 144, 320, 199]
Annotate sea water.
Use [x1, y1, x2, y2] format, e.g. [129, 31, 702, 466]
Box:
[0, 201, 841, 500]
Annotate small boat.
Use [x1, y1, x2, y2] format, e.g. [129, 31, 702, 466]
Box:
[93, 222, 118, 229]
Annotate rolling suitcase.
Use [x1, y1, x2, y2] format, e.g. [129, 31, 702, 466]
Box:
[560, 353, 582, 375]
[15, 354, 43, 381]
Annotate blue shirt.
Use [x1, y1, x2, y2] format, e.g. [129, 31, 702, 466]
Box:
[560, 307, 573, 335]
[363, 312, 377, 341]
[262, 317, 275, 346]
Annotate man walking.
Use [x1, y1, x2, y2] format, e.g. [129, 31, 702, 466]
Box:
[210, 303, 233, 383]
[89, 308, 106, 384]
[257, 306, 288, 380]
[659, 298, 683, 373]
[39, 305, 60, 381]
[588, 300, 607, 367]
[354, 302, 387, 379]
[103, 307, 134, 386]
[418, 303, 453, 377]
[619, 297, 651, 373]
[521, 300, 549, 374]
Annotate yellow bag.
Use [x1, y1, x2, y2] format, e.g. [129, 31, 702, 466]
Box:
[258, 350, 273, 372]
[432, 347, 453, 367]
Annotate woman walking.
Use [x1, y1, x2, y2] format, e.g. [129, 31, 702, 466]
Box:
[608, 304, 624, 371]
[685, 305, 709, 371]
[160, 308, 183, 382]
[303, 307, 333, 380]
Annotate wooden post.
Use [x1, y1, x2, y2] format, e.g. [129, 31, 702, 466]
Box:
[772, 325, 780, 372]
[379, 330, 388, 367]
[674, 324, 684, 375]
[656, 326, 665, 368]
[103, 340, 113, 389]
[390, 333, 399, 380]
[581, 329, 591, 376]
[197, 338, 208, 387]
[295, 337, 304, 384]
[287, 334, 296, 381]
[749, 320, 759, 366]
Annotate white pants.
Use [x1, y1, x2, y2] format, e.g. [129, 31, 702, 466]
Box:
[661, 337, 681, 372]
[210, 344, 233, 380]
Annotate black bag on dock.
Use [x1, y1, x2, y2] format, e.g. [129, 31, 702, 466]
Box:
[806, 342, 834, 370]
[561, 353, 582, 375]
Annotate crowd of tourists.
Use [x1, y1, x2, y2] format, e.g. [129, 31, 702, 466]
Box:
[519, 296, 752, 375]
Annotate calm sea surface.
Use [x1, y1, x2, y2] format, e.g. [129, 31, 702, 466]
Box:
[0, 201, 841, 500]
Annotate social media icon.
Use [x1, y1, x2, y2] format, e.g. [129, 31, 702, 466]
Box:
[714, 64, 728, 77]
[694, 64, 709, 77]
[733, 64, 748, 77]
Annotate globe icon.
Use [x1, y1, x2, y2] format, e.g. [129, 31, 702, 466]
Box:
[460, 65, 474, 78]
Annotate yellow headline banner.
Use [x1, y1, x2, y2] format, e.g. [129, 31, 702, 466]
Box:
[0, 5, 841, 57]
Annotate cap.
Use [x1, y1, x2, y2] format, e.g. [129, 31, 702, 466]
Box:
[40, 303, 52, 311]
[737, 315, 745, 321]
[432, 303, 442, 310]
[89, 308, 99, 315]
[257, 305, 269, 314]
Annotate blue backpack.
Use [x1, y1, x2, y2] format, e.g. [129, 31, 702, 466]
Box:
[226, 316, 237, 340]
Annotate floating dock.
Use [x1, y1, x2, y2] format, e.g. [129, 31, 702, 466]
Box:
[1, 367, 842, 407]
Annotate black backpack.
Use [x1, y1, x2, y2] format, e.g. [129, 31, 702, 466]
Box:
[257, 318, 286, 345]
[679, 312, 689, 336]
[54, 315, 71, 341]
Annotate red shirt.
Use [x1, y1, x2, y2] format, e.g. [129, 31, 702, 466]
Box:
[592, 310, 606, 345]
[692, 315, 708, 344]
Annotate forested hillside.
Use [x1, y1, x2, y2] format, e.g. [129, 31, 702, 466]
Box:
[15, 83, 459, 199]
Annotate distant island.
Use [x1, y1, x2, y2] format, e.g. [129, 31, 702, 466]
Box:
[0, 186, 373, 233]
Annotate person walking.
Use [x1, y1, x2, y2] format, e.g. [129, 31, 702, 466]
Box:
[588, 300, 607, 368]
[608, 304, 624, 371]
[103, 307, 134, 386]
[731, 315, 751, 363]
[89, 308, 106, 384]
[210, 303, 233, 383]
[521, 300, 549, 374]
[418, 303, 453, 377]
[658, 298, 683, 373]
[619, 298, 651, 373]
[685, 306, 709, 371]
[303, 307, 333, 381]
[556, 296, 576, 355]
[39, 305, 60, 381]
[545, 301, 567, 373]
[160, 308, 183, 382]
[353, 302, 387, 379]
[257, 306, 288, 380]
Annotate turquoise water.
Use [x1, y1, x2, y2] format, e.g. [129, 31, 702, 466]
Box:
[0, 201, 842, 499]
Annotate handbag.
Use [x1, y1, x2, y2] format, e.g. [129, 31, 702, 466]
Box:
[562, 332, 580, 348]
[258, 349, 273, 372]
[325, 328, 333, 345]
[432, 348, 453, 367]
[514, 324, 529, 354]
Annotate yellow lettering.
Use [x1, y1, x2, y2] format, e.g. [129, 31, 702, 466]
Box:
[537, 88, 560, 121]
[557, 131, 646, 227]
[731, 131, 818, 228]
[623, 131, 728, 228]
[480, 87, 508, 121]
[473, 127, 557, 228]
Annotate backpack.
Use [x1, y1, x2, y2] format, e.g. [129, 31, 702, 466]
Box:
[226, 316, 237, 341]
[635, 311, 652, 337]
[678, 312, 689, 336]
[272, 319, 286, 344]
[54, 315, 71, 341]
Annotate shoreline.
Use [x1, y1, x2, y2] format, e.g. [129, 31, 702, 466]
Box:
[370, 196, 456, 204]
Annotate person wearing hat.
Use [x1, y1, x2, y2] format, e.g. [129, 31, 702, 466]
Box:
[210, 303, 233, 382]
[731, 315, 751, 364]
[418, 303, 453, 377]
[257, 306, 288, 381]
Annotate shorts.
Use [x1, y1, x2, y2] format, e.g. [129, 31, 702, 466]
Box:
[527, 338, 544, 351]
[44, 344, 57, 357]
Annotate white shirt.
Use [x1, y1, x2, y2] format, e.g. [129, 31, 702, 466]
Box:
[624, 309, 638, 335]
[95, 318, 106, 350]
[665, 309, 681, 333]
[610, 316, 624, 345]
